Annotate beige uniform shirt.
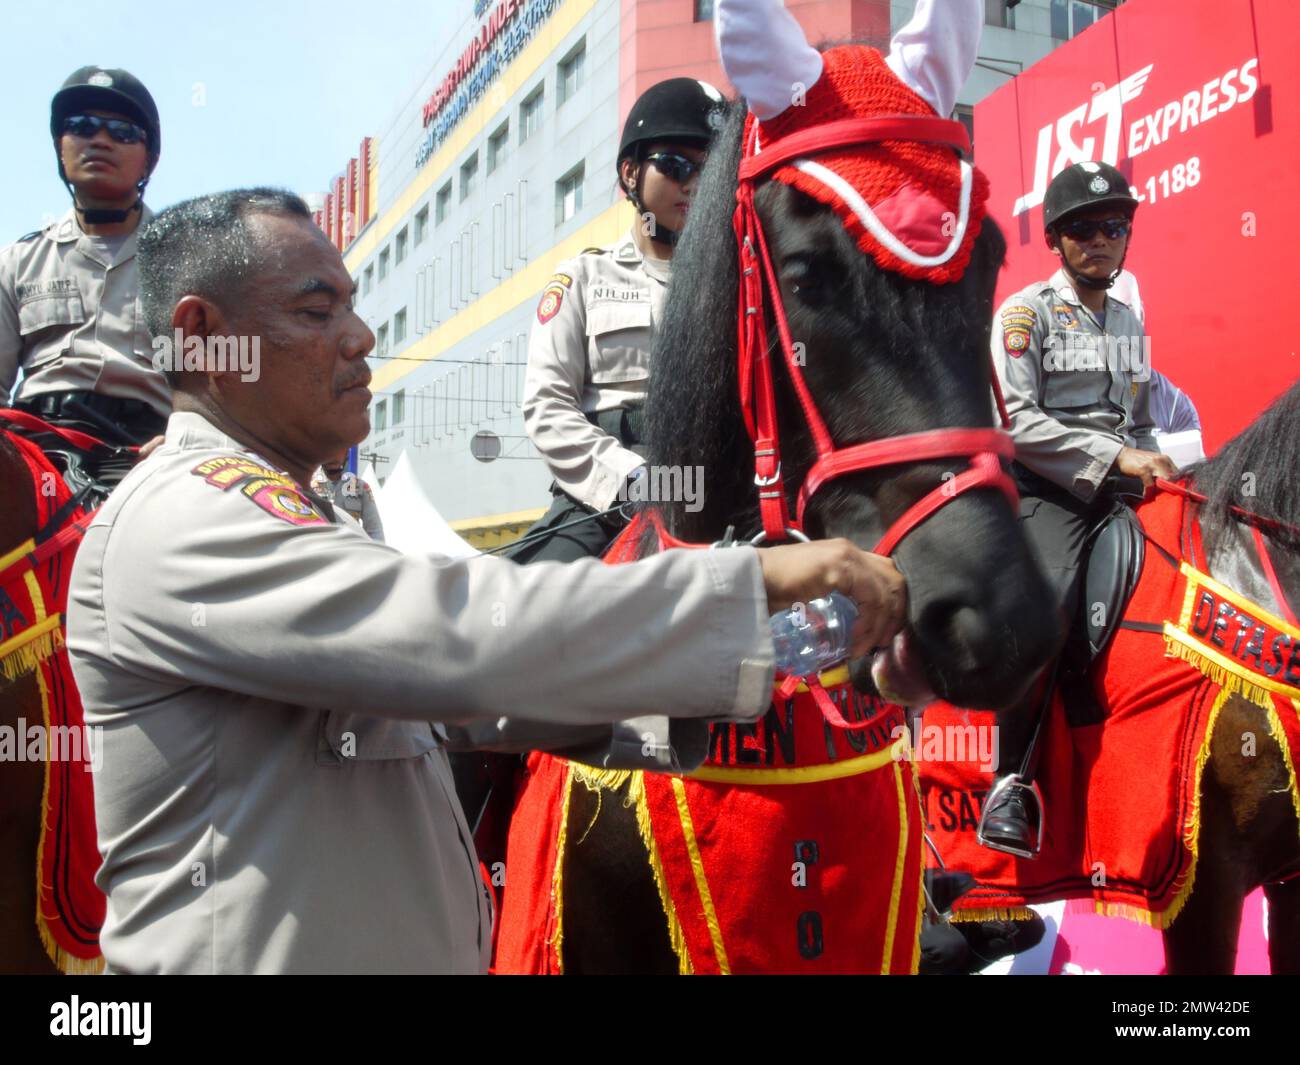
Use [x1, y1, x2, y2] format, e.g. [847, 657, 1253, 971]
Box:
[311, 469, 385, 541]
[0, 206, 170, 416]
[992, 268, 1158, 501]
[66, 410, 772, 974]
[522, 228, 669, 511]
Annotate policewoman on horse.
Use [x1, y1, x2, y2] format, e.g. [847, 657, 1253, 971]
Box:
[1, 67, 169, 451]
[512, 78, 724, 563]
[979, 161, 1179, 855]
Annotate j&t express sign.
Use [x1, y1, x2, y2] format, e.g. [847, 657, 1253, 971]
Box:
[975, 0, 1299, 452]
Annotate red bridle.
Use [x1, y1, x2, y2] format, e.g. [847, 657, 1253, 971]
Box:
[732, 115, 1019, 553]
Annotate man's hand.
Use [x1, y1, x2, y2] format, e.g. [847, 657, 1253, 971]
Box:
[757, 539, 907, 657]
[136, 434, 165, 461]
[1114, 445, 1177, 489]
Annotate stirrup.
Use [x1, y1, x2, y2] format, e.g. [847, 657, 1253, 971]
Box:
[976, 774, 1045, 860]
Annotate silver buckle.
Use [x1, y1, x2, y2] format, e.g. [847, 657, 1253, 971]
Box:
[749, 527, 810, 545]
[976, 774, 1045, 860]
[754, 459, 781, 488]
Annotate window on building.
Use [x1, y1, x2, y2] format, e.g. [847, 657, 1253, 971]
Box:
[985, 0, 1015, 29]
[460, 152, 479, 202]
[377, 322, 389, 356]
[374, 398, 388, 431]
[556, 163, 584, 226]
[378, 247, 390, 282]
[558, 42, 586, 107]
[1052, 0, 1101, 39]
[394, 307, 407, 345]
[393, 389, 405, 425]
[953, 104, 975, 149]
[414, 205, 429, 245]
[694, 0, 714, 20]
[488, 121, 510, 174]
[520, 86, 544, 144]
[435, 181, 452, 224]
[363, 264, 373, 296]
[395, 226, 409, 266]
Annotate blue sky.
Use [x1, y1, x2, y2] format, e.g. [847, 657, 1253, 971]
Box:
[1, 0, 463, 240]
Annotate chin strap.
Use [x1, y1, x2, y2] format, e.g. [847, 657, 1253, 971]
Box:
[66, 174, 148, 225]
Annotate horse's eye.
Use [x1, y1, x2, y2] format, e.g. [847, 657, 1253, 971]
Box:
[784, 258, 831, 305]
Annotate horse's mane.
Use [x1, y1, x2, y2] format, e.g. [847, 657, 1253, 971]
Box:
[643, 98, 750, 538]
[1192, 378, 1300, 551]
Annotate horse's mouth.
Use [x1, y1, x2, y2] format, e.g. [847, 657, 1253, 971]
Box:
[860, 630, 935, 708]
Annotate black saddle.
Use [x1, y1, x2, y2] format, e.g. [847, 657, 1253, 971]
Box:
[1059, 478, 1147, 724]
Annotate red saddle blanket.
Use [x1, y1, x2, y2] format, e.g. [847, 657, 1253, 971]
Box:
[493, 516, 924, 974]
[921, 487, 1300, 926]
[0, 426, 104, 971]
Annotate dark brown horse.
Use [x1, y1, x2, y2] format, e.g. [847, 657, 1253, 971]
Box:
[518, 87, 1062, 973]
[0, 431, 62, 974]
[1155, 387, 1300, 973]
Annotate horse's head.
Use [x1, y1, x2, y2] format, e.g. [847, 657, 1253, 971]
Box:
[646, 9, 1060, 709]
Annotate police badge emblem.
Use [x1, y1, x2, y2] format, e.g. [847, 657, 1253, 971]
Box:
[1089, 175, 1110, 194]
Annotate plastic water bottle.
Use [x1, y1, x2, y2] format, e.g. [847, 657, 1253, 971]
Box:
[769, 591, 859, 676]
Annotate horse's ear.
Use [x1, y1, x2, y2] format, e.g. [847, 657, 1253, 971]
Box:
[714, 0, 823, 121]
[883, 0, 984, 118]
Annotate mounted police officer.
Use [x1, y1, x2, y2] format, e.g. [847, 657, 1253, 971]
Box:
[312, 452, 385, 541]
[980, 161, 1177, 855]
[0, 67, 169, 453]
[512, 78, 725, 563]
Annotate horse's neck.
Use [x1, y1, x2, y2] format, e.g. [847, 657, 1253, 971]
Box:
[1203, 518, 1294, 621]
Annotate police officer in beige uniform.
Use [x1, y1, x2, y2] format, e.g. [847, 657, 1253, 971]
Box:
[513, 79, 724, 563]
[0, 67, 169, 447]
[312, 451, 385, 541]
[980, 161, 1177, 853]
[65, 188, 907, 973]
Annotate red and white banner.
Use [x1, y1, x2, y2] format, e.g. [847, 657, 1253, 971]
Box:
[975, 0, 1300, 452]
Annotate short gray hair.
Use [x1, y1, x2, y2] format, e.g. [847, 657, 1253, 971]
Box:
[138, 188, 313, 381]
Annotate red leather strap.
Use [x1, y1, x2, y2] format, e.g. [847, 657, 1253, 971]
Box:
[0, 407, 115, 453]
[1251, 524, 1297, 626]
[738, 116, 971, 181]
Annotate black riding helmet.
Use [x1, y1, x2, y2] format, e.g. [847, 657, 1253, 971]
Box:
[618, 78, 725, 244]
[1043, 161, 1139, 290]
[51, 66, 161, 223]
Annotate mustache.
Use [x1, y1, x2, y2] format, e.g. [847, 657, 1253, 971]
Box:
[336, 370, 372, 395]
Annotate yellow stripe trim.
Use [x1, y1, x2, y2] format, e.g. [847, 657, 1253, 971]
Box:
[670, 776, 730, 975]
[1179, 561, 1300, 640]
[369, 202, 634, 392]
[0, 536, 36, 575]
[0, 613, 61, 664]
[879, 760, 910, 974]
[547, 761, 577, 972]
[1163, 622, 1300, 701]
[686, 735, 907, 785]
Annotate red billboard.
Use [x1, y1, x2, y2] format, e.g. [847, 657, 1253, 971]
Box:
[974, 0, 1299, 453]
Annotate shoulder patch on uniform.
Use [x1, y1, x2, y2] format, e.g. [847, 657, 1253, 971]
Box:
[548, 271, 573, 289]
[1051, 304, 1079, 328]
[536, 283, 566, 324]
[1000, 304, 1037, 326]
[1003, 326, 1031, 358]
[191, 456, 329, 527]
[579, 246, 606, 256]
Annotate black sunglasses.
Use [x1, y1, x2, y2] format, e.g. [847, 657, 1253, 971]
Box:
[1059, 217, 1131, 241]
[644, 152, 705, 185]
[61, 114, 147, 145]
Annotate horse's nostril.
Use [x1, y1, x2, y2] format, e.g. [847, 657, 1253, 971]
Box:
[923, 601, 1001, 673]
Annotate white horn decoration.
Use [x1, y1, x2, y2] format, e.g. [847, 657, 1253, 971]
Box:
[715, 0, 823, 121]
[884, 0, 984, 119]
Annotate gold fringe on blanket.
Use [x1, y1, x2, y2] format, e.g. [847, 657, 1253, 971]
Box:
[1162, 635, 1277, 712]
[0, 618, 64, 683]
[567, 763, 693, 974]
[37, 917, 105, 975]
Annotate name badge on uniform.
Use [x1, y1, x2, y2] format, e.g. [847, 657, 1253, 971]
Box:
[589, 285, 648, 303]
